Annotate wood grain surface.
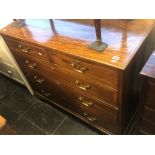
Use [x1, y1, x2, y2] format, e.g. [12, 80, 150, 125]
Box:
[1, 19, 154, 70]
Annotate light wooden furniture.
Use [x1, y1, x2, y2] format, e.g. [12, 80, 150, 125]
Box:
[0, 21, 33, 94]
[1, 19, 155, 134]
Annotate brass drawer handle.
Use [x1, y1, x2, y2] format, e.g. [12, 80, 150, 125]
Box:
[21, 48, 29, 53]
[41, 90, 51, 97]
[71, 61, 87, 73]
[76, 80, 91, 90]
[78, 97, 93, 107]
[50, 66, 55, 70]
[25, 60, 36, 68]
[38, 52, 43, 56]
[84, 113, 96, 122]
[18, 44, 30, 53]
[34, 75, 45, 83]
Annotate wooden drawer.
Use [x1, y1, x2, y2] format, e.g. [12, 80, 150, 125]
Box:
[140, 118, 155, 135]
[0, 61, 22, 81]
[3, 36, 48, 61]
[145, 80, 155, 109]
[62, 91, 119, 133]
[143, 106, 155, 123]
[30, 79, 58, 101]
[13, 53, 53, 76]
[48, 51, 118, 89]
[29, 71, 119, 133]
[51, 67, 118, 107]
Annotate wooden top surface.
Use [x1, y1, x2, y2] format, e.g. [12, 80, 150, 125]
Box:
[140, 50, 155, 79]
[0, 19, 154, 70]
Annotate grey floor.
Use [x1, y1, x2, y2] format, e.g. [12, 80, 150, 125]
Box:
[0, 74, 100, 135]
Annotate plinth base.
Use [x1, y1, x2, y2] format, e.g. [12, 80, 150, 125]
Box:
[89, 41, 108, 52]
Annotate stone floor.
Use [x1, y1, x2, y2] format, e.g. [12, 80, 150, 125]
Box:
[0, 73, 101, 135]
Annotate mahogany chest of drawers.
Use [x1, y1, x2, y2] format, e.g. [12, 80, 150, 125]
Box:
[1, 19, 155, 134]
[139, 51, 155, 134]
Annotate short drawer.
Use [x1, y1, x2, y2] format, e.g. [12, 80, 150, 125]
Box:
[0, 61, 22, 80]
[3, 36, 48, 61]
[48, 51, 119, 89]
[143, 106, 155, 123]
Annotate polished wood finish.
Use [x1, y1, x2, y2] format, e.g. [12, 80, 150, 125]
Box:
[1, 19, 155, 134]
[1, 20, 154, 69]
[139, 50, 155, 134]
[3, 36, 48, 61]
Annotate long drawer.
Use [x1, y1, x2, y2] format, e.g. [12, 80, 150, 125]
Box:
[3, 36, 48, 61]
[27, 71, 119, 133]
[13, 53, 54, 76]
[48, 50, 119, 90]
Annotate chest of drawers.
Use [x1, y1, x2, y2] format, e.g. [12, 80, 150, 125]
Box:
[1, 19, 155, 134]
[139, 51, 155, 134]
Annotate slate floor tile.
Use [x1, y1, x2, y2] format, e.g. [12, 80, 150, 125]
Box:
[53, 116, 99, 135]
[0, 73, 100, 135]
[24, 101, 65, 133]
[0, 74, 19, 95]
[2, 86, 35, 116]
[12, 117, 46, 135]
